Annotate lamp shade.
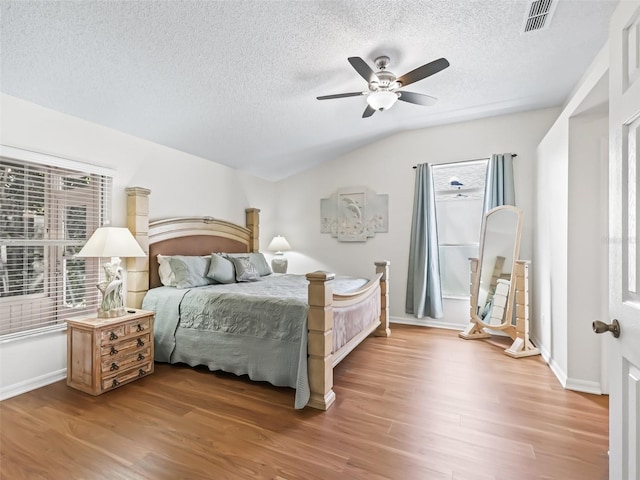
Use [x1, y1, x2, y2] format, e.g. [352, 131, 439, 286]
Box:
[366, 91, 399, 111]
[76, 227, 146, 258]
[268, 235, 291, 253]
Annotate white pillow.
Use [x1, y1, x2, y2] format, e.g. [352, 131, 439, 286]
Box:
[157, 254, 177, 287]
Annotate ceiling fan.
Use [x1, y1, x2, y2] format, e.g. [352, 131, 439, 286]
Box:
[317, 55, 450, 118]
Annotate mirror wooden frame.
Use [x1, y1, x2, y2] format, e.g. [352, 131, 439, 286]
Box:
[459, 205, 540, 358]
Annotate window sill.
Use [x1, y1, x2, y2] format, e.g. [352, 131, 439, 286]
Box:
[0, 323, 67, 344]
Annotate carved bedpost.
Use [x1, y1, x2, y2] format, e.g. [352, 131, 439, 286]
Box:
[245, 208, 260, 253]
[374, 261, 391, 337]
[125, 187, 151, 309]
[306, 271, 336, 410]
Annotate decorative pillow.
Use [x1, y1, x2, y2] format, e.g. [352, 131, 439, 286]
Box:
[207, 253, 237, 284]
[249, 252, 272, 276]
[228, 255, 260, 282]
[157, 254, 177, 287]
[223, 252, 272, 276]
[165, 255, 212, 289]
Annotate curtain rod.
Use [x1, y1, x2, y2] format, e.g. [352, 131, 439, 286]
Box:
[412, 154, 518, 169]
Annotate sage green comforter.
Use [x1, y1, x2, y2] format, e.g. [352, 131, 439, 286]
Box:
[142, 274, 368, 409]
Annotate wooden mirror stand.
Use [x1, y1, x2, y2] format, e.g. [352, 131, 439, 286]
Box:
[459, 206, 540, 358]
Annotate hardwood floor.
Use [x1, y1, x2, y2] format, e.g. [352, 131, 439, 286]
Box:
[0, 325, 608, 480]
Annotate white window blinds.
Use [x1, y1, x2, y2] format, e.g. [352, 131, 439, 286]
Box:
[0, 147, 113, 337]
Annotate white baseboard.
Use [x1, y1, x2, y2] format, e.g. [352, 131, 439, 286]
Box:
[564, 378, 603, 395]
[531, 333, 551, 363]
[530, 334, 603, 395]
[0, 368, 66, 401]
[390, 316, 467, 331]
[547, 356, 568, 387]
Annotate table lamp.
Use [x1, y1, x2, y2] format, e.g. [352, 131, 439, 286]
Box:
[76, 226, 146, 318]
[268, 235, 291, 273]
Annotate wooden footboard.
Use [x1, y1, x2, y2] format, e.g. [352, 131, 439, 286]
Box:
[306, 261, 390, 410]
[125, 187, 390, 411]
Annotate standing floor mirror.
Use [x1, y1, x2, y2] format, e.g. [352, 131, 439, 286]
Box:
[459, 205, 540, 358]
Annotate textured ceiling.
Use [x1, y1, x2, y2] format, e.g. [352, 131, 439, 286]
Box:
[0, 0, 618, 181]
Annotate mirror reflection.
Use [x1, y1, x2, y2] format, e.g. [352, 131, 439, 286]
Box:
[475, 207, 522, 326]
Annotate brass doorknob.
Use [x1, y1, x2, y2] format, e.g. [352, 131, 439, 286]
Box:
[592, 319, 620, 338]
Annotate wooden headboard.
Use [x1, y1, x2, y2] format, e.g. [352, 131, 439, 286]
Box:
[147, 217, 255, 289]
[125, 186, 261, 307]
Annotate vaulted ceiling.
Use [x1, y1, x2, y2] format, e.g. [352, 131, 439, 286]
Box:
[0, 0, 618, 180]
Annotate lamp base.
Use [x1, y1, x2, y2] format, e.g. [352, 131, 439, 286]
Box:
[97, 257, 125, 318]
[271, 255, 288, 274]
[97, 306, 127, 319]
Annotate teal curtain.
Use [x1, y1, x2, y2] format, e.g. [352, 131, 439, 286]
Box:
[406, 163, 443, 319]
[483, 153, 516, 213]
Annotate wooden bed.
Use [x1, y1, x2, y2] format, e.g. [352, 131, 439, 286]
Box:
[124, 187, 390, 410]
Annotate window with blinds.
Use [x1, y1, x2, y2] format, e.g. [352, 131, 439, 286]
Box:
[0, 148, 112, 337]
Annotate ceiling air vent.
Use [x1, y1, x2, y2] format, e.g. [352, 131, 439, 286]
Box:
[523, 0, 558, 33]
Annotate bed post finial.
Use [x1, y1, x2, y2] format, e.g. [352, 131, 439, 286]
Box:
[245, 208, 260, 252]
[374, 261, 391, 337]
[126, 187, 151, 308]
[306, 271, 336, 410]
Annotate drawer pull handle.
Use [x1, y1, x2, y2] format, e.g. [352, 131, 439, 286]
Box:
[109, 331, 118, 341]
[109, 346, 118, 356]
[112, 379, 120, 387]
[136, 324, 144, 332]
[137, 353, 145, 361]
[138, 368, 146, 377]
[137, 338, 144, 347]
[110, 362, 119, 371]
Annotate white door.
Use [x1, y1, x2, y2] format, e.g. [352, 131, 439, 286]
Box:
[607, 2, 640, 479]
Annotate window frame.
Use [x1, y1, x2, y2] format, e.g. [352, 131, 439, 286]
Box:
[0, 145, 114, 339]
[432, 159, 489, 299]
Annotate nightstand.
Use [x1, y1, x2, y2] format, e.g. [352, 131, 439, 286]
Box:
[66, 309, 154, 395]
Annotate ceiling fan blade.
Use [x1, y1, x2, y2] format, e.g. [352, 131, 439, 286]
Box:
[362, 105, 376, 118]
[397, 91, 438, 106]
[396, 57, 450, 88]
[317, 92, 365, 100]
[348, 57, 380, 84]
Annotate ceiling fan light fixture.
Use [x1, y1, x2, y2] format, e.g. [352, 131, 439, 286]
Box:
[317, 55, 449, 118]
[366, 91, 398, 111]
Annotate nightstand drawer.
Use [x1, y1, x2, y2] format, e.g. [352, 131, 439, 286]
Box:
[101, 346, 151, 375]
[100, 325, 126, 345]
[125, 317, 151, 335]
[99, 333, 151, 357]
[102, 361, 153, 391]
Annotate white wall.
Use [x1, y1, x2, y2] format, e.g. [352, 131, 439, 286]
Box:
[533, 46, 609, 394]
[275, 107, 560, 329]
[535, 114, 570, 374]
[567, 112, 608, 391]
[0, 94, 276, 399]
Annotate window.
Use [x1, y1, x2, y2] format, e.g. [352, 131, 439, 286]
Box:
[0, 146, 113, 337]
[432, 160, 488, 298]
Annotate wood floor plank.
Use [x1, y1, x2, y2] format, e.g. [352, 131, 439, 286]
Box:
[0, 325, 608, 479]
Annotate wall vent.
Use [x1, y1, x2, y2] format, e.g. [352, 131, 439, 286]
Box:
[523, 0, 557, 33]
